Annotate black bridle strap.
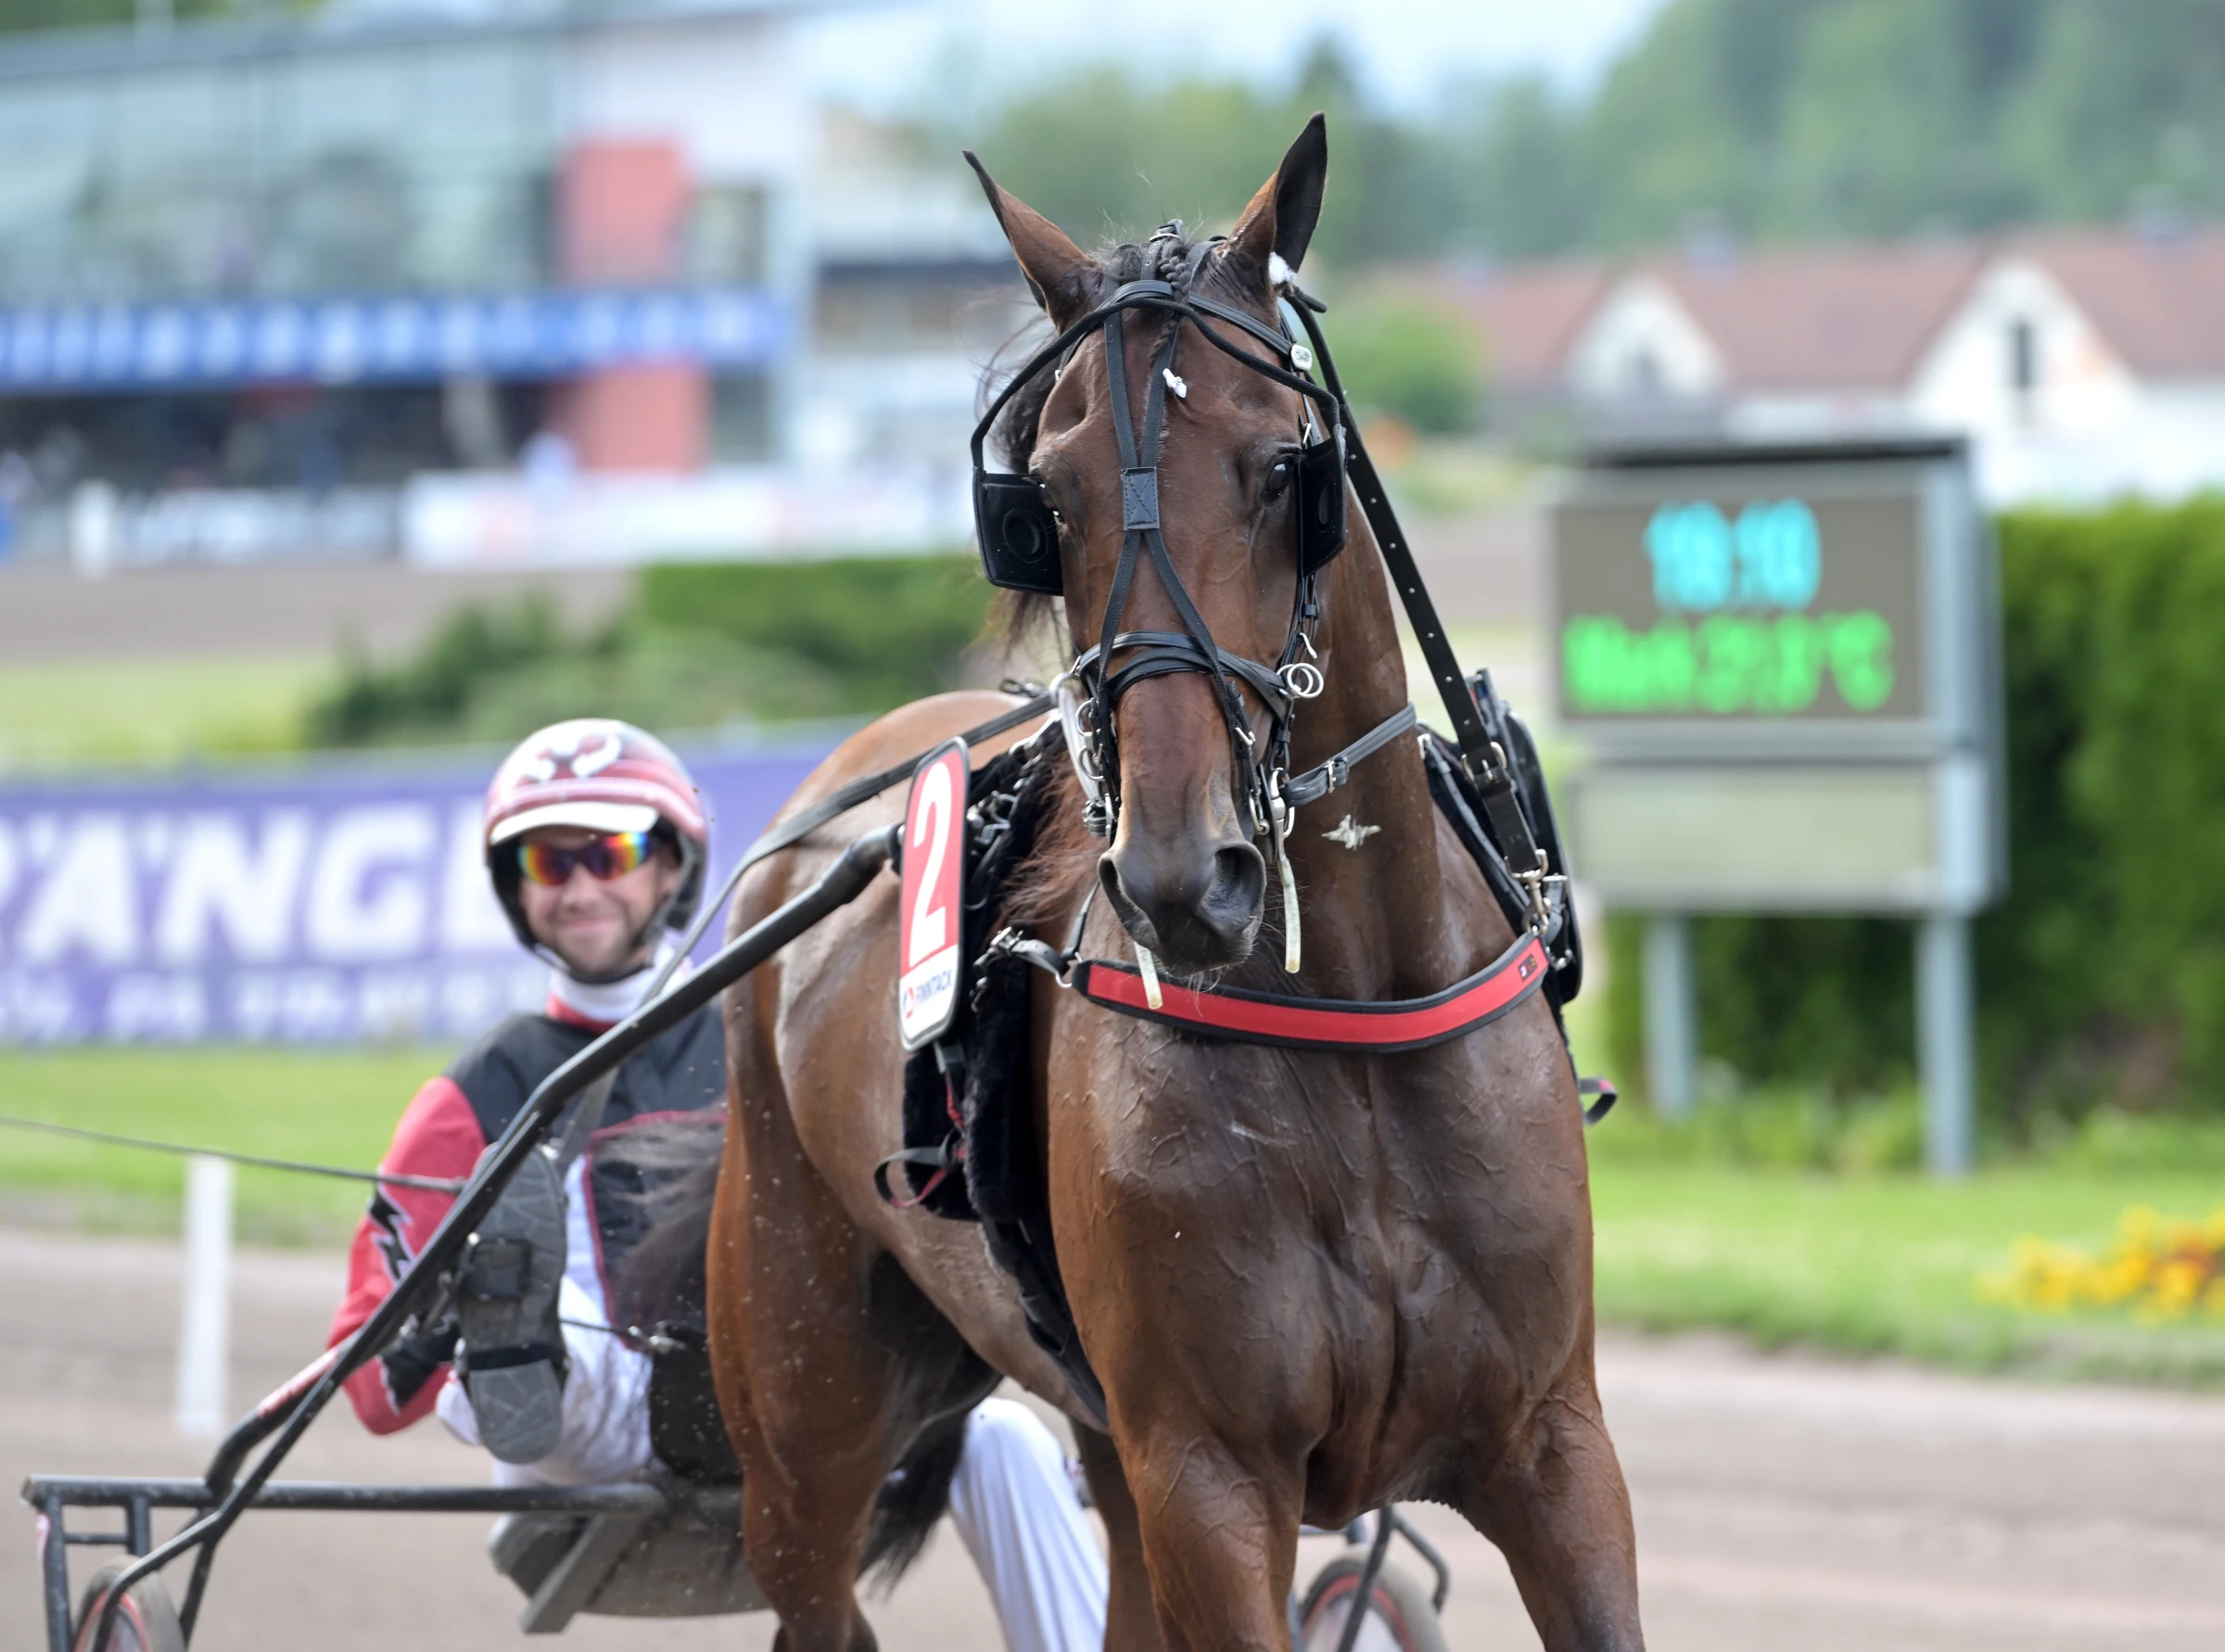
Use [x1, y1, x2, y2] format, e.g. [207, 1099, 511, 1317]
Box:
[1077, 631, 1293, 723]
[971, 282, 1338, 481]
[970, 268, 1448, 858]
[1093, 310, 1150, 678]
[1093, 304, 1257, 781]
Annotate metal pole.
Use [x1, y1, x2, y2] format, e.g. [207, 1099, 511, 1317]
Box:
[1643, 913, 1697, 1118]
[39, 1491, 72, 1652]
[1916, 913, 1976, 1177]
[175, 1155, 233, 1438]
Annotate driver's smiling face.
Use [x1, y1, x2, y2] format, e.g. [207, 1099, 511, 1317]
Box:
[517, 827, 679, 979]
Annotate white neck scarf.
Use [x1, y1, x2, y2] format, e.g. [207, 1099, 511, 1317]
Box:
[547, 939, 688, 1029]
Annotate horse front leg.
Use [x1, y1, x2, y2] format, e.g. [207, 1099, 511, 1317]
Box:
[1117, 1425, 1302, 1652]
[1074, 1425, 1167, 1652]
[1456, 1366, 1646, 1652]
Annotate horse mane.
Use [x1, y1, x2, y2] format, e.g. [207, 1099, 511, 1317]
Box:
[991, 753, 1094, 934]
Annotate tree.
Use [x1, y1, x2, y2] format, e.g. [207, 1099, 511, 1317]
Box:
[1335, 300, 1481, 435]
[958, 0, 2225, 272]
[2002, 0, 2225, 223]
[1445, 76, 1588, 261]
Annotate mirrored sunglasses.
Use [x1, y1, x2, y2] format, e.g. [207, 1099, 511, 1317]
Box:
[517, 830, 653, 887]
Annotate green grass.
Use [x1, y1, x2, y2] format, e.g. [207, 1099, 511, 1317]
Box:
[0, 1046, 451, 1244]
[6, 1046, 2224, 1389]
[0, 655, 332, 771]
[1589, 1160, 2225, 1387]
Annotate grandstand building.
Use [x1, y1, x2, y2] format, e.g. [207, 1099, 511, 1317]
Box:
[0, 0, 1023, 567]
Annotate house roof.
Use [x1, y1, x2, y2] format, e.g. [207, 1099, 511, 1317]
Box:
[1374, 261, 1613, 393]
[1648, 241, 1987, 392]
[2012, 226, 2225, 380]
[1387, 222, 2225, 399]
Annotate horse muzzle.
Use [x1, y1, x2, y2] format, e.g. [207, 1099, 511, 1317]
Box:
[1099, 828, 1265, 974]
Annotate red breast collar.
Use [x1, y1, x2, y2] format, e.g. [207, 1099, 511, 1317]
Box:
[1072, 932, 1549, 1054]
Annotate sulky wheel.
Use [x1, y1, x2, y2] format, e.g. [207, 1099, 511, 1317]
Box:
[1295, 1554, 1450, 1652]
[70, 1560, 185, 1652]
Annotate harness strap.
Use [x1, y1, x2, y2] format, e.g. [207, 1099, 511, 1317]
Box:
[1074, 631, 1294, 721]
[871, 1146, 960, 1210]
[1185, 292, 1309, 362]
[1092, 305, 1262, 818]
[1283, 299, 1544, 878]
[724, 693, 1053, 883]
[1068, 932, 1549, 1054]
[1282, 704, 1420, 809]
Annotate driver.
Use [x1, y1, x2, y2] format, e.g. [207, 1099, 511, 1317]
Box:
[328, 718, 1106, 1650]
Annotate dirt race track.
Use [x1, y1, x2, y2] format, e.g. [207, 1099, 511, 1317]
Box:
[7, 1228, 2225, 1651]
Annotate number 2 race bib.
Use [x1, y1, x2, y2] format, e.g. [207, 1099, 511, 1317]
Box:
[896, 740, 968, 1049]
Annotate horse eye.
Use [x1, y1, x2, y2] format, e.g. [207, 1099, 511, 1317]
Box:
[1261, 457, 1295, 504]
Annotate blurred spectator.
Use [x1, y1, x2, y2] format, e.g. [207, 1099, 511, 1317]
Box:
[0, 451, 32, 563]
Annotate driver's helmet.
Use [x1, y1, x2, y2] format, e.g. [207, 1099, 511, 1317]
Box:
[482, 718, 708, 958]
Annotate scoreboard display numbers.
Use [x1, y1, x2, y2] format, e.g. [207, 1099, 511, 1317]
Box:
[1553, 483, 1929, 726]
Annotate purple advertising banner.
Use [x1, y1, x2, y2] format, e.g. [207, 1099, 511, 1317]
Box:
[0, 738, 835, 1045]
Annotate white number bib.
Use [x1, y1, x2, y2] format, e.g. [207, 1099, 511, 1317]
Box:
[896, 740, 969, 1049]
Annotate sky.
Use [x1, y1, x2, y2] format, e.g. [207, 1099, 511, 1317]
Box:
[805, 0, 1674, 116]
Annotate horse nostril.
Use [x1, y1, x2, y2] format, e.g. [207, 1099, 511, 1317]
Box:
[1099, 838, 1265, 971]
[1203, 844, 1265, 928]
[1098, 854, 1130, 913]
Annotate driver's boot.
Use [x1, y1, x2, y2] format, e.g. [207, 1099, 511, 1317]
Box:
[454, 1141, 568, 1464]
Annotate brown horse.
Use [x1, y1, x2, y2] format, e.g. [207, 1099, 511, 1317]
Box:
[706, 119, 1645, 1651]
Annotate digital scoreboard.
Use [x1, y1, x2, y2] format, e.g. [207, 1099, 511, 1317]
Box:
[1548, 438, 2002, 914]
[1558, 494, 1918, 721]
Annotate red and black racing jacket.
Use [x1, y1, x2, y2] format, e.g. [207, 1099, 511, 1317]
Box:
[327, 996, 725, 1433]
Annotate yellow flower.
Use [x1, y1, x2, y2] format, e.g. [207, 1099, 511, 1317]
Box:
[1979, 1204, 2225, 1323]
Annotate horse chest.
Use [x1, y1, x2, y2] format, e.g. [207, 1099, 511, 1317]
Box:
[1100, 1053, 1576, 1331]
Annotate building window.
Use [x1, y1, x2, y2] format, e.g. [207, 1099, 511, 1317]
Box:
[2007, 318, 2039, 419]
[713, 374, 772, 463]
[688, 186, 768, 286]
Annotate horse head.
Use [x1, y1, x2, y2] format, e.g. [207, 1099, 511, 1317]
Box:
[971, 119, 1333, 975]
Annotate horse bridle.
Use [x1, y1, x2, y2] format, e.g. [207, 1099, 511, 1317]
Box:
[971, 233, 1423, 970]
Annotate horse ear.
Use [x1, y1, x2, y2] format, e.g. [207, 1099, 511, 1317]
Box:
[965, 150, 1098, 332]
[1225, 112, 1329, 294]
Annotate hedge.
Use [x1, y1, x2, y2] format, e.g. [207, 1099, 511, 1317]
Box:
[305, 553, 998, 747]
[636, 554, 993, 712]
[1605, 497, 2225, 1130]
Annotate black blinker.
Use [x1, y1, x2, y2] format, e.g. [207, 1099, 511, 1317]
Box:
[974, 471, 1064, 594]
[1297, 423, 1348, 574]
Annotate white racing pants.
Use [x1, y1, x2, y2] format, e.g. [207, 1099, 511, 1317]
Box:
[440, 1269, 1108, 1652]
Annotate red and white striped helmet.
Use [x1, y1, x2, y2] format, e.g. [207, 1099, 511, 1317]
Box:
[483, 718, 708, 953]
